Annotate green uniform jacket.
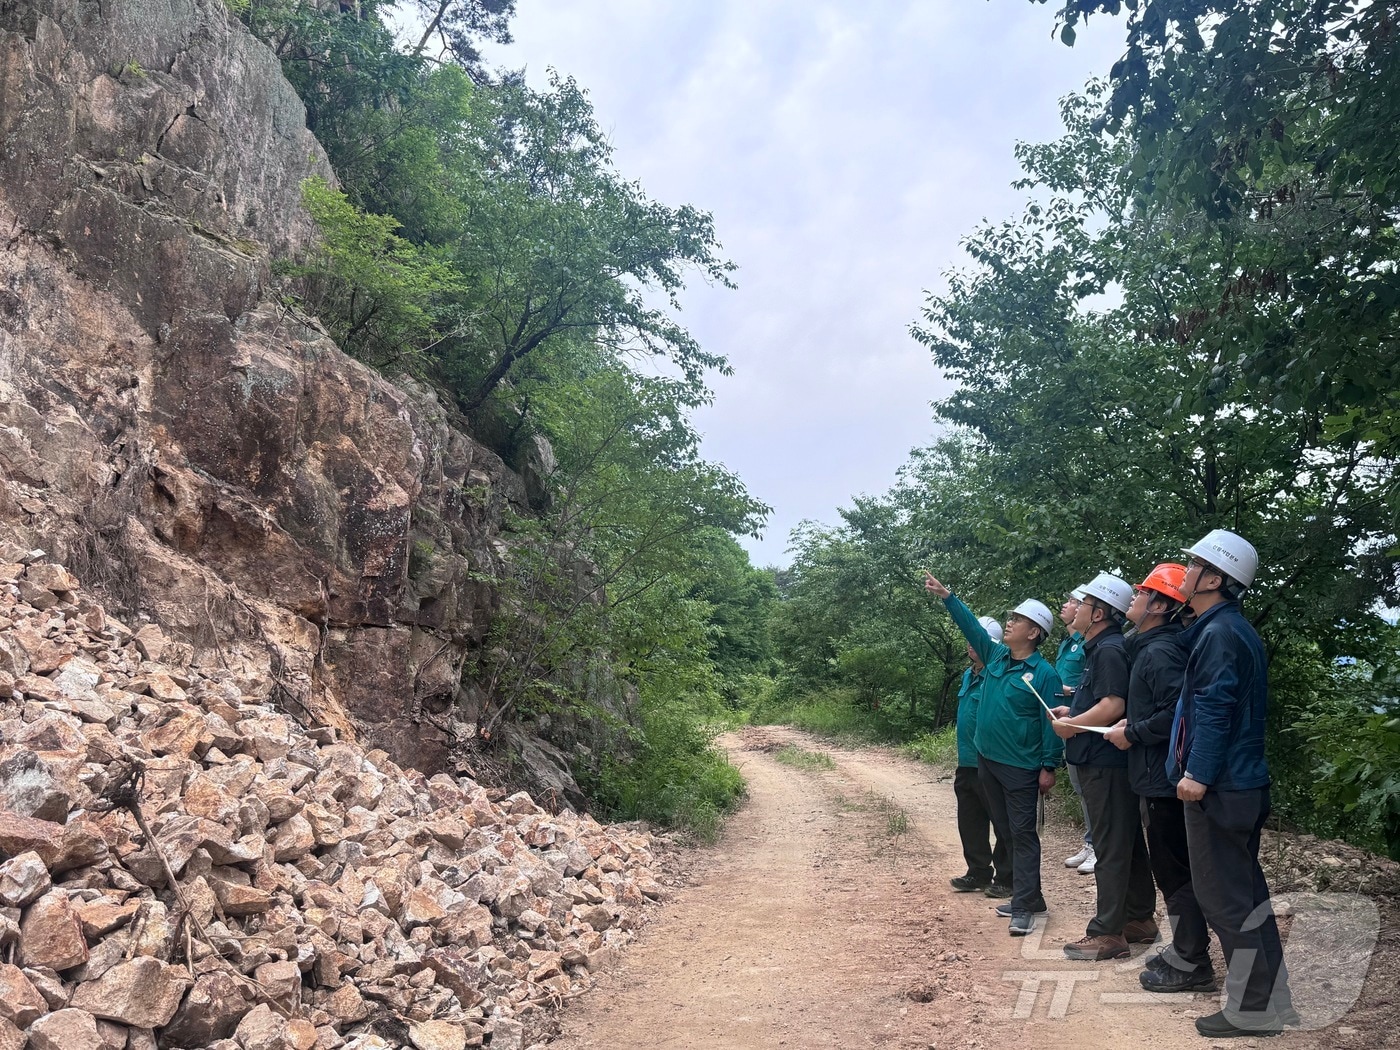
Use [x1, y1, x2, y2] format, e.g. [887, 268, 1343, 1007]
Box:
[955, 667, 985, 768]
[945, 594, 1065, 772]
[1055, 632, 1086, 689]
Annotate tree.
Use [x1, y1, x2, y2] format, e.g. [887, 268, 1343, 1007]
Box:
[1037, 1, 1400, 518]
[438, 72, 734, 412]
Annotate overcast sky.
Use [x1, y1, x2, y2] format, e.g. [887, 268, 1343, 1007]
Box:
[476, 2, 1125, 567]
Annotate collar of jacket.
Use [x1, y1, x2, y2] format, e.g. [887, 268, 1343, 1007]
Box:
[1125, 620, 1185, 660]
[1181, 599, 1242, 645]
[1081, 623, 1123, 653]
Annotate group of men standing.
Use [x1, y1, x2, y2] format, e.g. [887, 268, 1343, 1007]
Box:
[924, 529, 1296, 1039]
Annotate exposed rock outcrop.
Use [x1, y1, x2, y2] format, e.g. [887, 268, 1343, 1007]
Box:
[0, 556, 664, 1049]
[0, 0, 578, 776]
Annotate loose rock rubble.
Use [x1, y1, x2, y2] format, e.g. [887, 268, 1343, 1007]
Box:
[0, 555, 666, 1049]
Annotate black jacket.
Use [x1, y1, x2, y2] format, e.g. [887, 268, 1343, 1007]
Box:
[1124, 622, 1188, 798]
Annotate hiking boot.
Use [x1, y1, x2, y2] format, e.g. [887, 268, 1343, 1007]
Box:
[1194, 1009, 1284, 1038]
[1277, 1005, 1302, 1028]
[1008, 911, 1035, 936]
[995, 899, 1047, 918]
[1122, 918, 1160, 944]
[1139, 964, 1217, 993]
[1064, 844, 1094, 867]
[950, 874, 989, 893]
[982, 881, 1012, 898]
[1063, 933, 1130, 961]
[1064, 935, 1131, 963]
[1076, 850, 1097, 874]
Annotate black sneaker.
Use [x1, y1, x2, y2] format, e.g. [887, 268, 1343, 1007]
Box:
[1194, 1009, 1284, 1038]
[1008, 911, 1036, 936]
[982, 881, 1012, 898]
[950, 874, 990, 892]
[1144, 948, 1209, 973]
[995, 899, 1047, 918]
[1139, 965, 1217, 993]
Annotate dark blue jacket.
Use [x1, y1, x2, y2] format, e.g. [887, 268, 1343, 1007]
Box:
[1124, 623, 1187, 798]
[1167, 601, 1271, 791]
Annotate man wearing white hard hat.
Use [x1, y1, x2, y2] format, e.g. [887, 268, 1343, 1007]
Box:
[1169, 530, 1296, 1037]
[1049, 572, 1156, 961]
[949, 615, 1012, 897]
[1056, 589, 1096, 876]
[924, 572, 1063, 937]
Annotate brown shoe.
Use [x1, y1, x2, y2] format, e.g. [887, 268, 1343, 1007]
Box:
[1063, 934, 1130, 961]
[1122, 918, 1160, 944]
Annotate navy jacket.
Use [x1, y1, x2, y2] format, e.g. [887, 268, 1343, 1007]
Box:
[1167, 601, 1271, 791]
[1124, 623, 1187, 798]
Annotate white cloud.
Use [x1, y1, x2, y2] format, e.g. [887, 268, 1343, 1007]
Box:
[483, 1, 1124, 565]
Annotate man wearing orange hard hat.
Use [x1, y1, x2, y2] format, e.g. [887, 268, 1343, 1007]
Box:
[1104, 564, 1208, 993]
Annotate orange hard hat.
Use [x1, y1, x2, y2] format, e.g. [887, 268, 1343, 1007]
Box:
[1138, 562, 1187, 603]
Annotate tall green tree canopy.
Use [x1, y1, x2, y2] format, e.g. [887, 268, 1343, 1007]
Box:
[1039, 0, 1400, 501]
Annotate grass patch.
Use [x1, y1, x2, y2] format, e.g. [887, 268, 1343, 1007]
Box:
[831, 791, 865, 812]
[901, 724, 958, 768]
[864, 788, 911, 857]
[773, 744, 836, 771]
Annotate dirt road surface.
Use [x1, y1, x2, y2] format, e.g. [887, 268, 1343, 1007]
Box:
[548, 727, 1395, 1050]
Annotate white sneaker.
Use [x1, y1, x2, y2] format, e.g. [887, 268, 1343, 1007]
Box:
[1065, 844, 1093, 868]
[1077, 849, 1097, 874]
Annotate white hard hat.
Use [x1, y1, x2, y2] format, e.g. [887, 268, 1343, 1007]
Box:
[1183, 529, 1258, 588]
[1011, 599, 1054, 635]
[978, 616, 1004, 643]
[1069, 587, 1087, 600]
[1079, 572, 1134, 614]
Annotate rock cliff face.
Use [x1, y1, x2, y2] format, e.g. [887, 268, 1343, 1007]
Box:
[0, 0, 543, 779]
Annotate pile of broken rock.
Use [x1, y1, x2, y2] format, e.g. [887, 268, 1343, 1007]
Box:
[0, 554, 664, 1050]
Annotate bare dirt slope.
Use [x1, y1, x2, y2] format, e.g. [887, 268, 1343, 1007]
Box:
[548, 727, 1396, 1050]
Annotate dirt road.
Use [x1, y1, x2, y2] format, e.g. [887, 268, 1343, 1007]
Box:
[548, 728, 1392, 1050]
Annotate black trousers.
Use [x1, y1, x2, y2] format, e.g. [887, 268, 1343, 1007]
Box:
[976, 755, 1042, 913]
[1142, 794, 1211, 970]
[1185, 787, 1293, 1016]
[953, 765, 1010, 885]
[1075, 763, 1155, 937]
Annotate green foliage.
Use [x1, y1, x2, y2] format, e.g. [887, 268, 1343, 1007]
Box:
[901, 724, 958, 768]
[1039, 1, 1400, 524]
[1288, 626, 1400, 859]
[578, 694, 746, 844]
[438, 72, 735, 411]
[767, 508, 966, 735]
[752, 687, 926, 746]
[288, 178, 463, 369]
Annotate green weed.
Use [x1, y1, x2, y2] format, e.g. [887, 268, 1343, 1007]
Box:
[773, 745, 836, 771]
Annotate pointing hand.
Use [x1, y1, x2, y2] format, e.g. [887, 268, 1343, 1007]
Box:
[923, 571, 950, 599]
